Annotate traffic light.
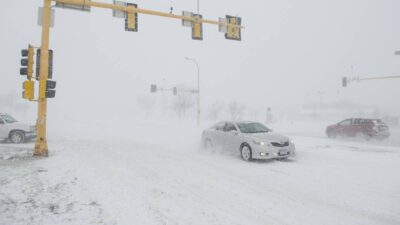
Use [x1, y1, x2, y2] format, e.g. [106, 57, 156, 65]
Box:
[46, 80, 56, 98]
[23, 80, 35, 100]
[225, 15, 242, 41]
[173, 87, 178, 96]
[182, 12, 203, 40]
[36, 49, 54, 80]
[192, 14, 203, 40]
[20, 46, 35, 79]
[150, 84, 157, 93]
[342, 77, 347, 87]
[125, 3, 138, 32]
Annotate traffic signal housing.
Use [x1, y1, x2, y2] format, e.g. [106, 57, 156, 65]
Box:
[173, 87, 178, 96]
[342, 77, 347, 87]
[36, 49, 54, 80]
[46, 80, 56, 98]
[20, 46, 35, 79]
[125, 3, 138, 32]
[23, 80, 35, 100]
[225, 15, 242, 41]
[192, 14, 203, 40]
[150, 84, 157, 93]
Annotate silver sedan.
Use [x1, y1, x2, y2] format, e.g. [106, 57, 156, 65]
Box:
[201, 121, 295, 161]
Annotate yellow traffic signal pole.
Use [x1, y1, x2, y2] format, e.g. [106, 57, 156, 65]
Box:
[34, 0, 52, 156]
[33, 0, 243, 156]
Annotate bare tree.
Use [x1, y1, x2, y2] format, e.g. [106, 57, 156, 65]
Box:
[228, 101, 246, 121]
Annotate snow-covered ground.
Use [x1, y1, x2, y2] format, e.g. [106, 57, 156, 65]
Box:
[1, 119, 400, 225]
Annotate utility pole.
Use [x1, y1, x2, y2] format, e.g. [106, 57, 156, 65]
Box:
[185, 57, 200, 126]
[27, 0, 243, 156]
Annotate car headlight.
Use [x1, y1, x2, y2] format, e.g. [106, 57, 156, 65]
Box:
[252, 140, 265, 146]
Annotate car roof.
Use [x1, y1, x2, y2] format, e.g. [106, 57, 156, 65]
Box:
[344, 118, 381, 121]
[216, 121, 259, 125]
[234, 121, 258, 124]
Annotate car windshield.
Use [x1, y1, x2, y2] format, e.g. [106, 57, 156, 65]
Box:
[1, 114, 18, 123]
[237, 122, 271, 133]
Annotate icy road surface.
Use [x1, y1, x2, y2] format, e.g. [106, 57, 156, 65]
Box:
[1, 121, 400, 225]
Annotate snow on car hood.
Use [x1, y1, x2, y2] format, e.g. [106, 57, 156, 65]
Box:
[244, 132, 290, 142]
[9, 122, 33, 131]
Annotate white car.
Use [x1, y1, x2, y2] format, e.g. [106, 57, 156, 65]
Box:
[201, 121, 295, 161]
[0, 113, 36, 144]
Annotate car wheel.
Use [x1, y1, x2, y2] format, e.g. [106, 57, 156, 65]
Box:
[240, 144, 252, 161]
[362, 132, 372, 141]
[9, 131, 25, 144]
[327, 131, 337, 138]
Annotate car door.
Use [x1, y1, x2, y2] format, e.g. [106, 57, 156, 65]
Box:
[221, 122, 240, 150]
[336, 119, 352, 136]
[210, 122, 226, 147]
[357, 119, 369, 135]
[349, 119, 362, 136]
[0, 117, 8, 139]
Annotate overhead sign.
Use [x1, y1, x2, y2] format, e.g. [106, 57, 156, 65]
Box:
[37, 7, 55, 27]
[218, 17, 228, 33]
[55, 1, 91, 12]
[182, 11, 194, 27]
[112, 0, 127, 18]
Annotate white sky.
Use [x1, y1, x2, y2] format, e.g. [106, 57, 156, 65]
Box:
[1, 0, 400, 119]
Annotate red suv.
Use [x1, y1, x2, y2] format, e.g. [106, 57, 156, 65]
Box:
[326, 118, 390, 140]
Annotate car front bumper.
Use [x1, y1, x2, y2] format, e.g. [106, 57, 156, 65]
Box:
[25, 131, 37, 140]
[252, 143, 296, 159]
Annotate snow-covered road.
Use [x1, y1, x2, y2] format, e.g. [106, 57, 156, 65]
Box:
[1, 121, 400, 225]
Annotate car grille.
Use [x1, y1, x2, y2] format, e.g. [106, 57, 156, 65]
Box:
[271, 141, 289, 147]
